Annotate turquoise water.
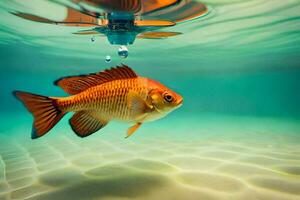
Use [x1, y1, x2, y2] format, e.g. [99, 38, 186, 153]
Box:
[1, 0, 300, 200]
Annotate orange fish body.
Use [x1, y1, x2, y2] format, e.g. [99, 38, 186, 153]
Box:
[13, 65, 183, 139]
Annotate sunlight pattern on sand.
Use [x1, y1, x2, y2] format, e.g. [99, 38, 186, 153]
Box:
[0, 116, 300, 200]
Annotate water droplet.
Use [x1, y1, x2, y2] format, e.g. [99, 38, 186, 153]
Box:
[105, 55, 111, 63]
[91, 36, 95, 42]
[118, 45, 128, 58]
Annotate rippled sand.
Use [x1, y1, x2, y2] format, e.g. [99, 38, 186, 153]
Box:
[1, 116, 300, 200]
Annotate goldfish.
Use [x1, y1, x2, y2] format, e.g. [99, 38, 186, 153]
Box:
[13, 64, 183, 139]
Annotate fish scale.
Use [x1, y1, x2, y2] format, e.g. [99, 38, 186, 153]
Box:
[59, 78, 147, 121]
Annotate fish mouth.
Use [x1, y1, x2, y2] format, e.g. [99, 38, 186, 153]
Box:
[177, 98, 183, 105]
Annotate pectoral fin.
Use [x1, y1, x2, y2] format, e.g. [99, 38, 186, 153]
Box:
[127, 91, 153, 114]
[126, 122, 142, 138]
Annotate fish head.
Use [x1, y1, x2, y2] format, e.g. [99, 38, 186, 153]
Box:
[147, 79, 183, 114]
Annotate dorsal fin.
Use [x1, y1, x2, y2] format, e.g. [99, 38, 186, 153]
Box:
[54, 64, 137, 95]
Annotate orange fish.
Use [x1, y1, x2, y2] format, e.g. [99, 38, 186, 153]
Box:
[13, 65, 183, 139]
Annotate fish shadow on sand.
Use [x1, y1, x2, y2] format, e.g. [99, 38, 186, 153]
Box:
[30, 164, 171, 200]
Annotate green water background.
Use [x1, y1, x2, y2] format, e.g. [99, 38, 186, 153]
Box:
[0, 0, 300, 134]
[1, 2, 300, 199]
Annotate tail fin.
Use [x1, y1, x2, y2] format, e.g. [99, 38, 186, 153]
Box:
[12, 90, 66, 139]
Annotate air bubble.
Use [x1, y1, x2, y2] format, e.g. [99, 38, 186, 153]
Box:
[105, 55, 111, 63]
[118, 45, 128, 59]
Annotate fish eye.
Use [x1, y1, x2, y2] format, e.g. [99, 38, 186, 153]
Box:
[163, 93, 174, 103]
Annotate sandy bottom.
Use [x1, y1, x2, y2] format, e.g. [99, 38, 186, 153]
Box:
[0, 115, 300, 200]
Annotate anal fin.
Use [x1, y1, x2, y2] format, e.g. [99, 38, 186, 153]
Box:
[69, 111, 108, 137]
